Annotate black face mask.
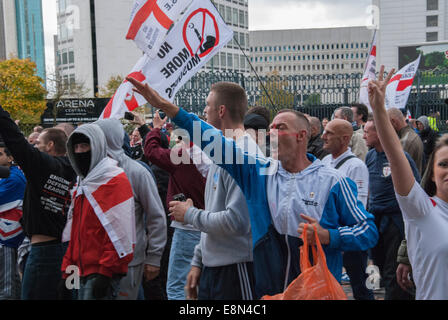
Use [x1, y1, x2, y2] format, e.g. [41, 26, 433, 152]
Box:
[74, 151, 91, 178]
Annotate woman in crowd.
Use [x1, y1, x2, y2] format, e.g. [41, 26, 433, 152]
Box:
[368, 65, 448, 300]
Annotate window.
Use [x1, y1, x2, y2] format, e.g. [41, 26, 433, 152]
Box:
[62, 52, 68, 64]
[220, 52, 226, 67]
[239, 32, 245, 47]
[239, 9, 245, 27]
[427, 0, 438, 10]
[225, 7, 231, 24]
[427, 15, 438, 27]
[227, 53, 233, 68]
[427, 32, 438, 41]
[240, 56, 245, 69]
[232, 8, 238, 25]
[234, 55, 239, 69]
[218, 4, 225, 18]
[68, 50, 74, 64]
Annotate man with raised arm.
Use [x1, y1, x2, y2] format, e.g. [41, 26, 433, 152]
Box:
[126, 77, 379, 298]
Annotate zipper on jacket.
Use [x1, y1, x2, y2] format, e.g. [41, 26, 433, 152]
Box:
[78, 196, 84, 276]
[283, 234, 291, 291]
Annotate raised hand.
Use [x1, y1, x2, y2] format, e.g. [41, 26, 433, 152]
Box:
[126, 76, 180, 119]
[368, 65, 395, 112]
[152, 111, 167, 130]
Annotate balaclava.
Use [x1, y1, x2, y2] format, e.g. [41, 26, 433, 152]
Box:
[71, 133, 91, 178]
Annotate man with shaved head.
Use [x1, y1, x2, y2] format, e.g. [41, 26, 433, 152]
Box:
[387, 108, 423, 174]
[321, 119, 373, 300]
[126, 77, 379, 299]
[333, 107, 368, 161]
[307, 117, 329, 159]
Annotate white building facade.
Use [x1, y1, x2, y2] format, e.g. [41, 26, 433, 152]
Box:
[373, 0, 448, 69]
[0, 0, 19, 60]
[249, 26, 373, 76]
[55, 0, 249, 97]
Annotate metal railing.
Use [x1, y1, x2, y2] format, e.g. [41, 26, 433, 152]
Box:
[173, 70, 448, 124]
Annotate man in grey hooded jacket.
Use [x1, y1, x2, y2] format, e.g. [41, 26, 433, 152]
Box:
[95, 119, 167, 300]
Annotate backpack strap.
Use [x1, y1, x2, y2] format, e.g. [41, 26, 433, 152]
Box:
[335, 155, 356, 170]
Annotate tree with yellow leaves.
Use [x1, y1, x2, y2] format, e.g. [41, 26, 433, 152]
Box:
[0, 58, 47, 123]
[255, 70, 295, 111]
[97, 75, 124, 98]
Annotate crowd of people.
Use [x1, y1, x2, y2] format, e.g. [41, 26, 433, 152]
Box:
[0, 64, 446, 300]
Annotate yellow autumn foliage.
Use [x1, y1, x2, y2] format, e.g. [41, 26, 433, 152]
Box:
[0, 58, 47, 123]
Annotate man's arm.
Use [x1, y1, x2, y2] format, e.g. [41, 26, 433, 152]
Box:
[144, 128, 179, 173]
[134, 166, 167, 268]
[323, 177, 379, 252]
[0, 106, 55, 175]
[126, 77, 270, 197]
[183, 176, 251, 237]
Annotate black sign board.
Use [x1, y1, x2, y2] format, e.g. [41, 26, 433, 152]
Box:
[41, 98, 110, 126]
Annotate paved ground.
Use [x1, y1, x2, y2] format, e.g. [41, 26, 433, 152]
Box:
[342, 283, 385, 300]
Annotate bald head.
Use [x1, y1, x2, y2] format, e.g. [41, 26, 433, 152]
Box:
[327, 119, 353, 137]
[387, 108, 407, 132]
[322, 119, 353, 156]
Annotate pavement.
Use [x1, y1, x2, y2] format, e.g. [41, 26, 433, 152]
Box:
[342, 281, 385, 300]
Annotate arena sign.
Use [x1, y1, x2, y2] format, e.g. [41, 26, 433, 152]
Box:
[42, 98, 110, 125]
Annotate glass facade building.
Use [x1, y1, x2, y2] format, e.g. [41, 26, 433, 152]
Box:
[15, 0, 46, 83]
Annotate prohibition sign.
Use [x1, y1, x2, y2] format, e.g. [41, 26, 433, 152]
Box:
[182, 8, 220, 58]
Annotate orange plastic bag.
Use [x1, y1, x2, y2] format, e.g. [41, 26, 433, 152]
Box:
[262, 224, 347, 300]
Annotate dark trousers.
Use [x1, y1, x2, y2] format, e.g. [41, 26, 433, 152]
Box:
[343, 250, 374, 300]
[21, 241, 67, 300]
[143, 225, 173, 300]
[198, 262, 255, 300]
[371, 219, 413, 300]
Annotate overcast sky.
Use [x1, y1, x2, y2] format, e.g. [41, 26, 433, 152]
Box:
[42, 0, 373, 78]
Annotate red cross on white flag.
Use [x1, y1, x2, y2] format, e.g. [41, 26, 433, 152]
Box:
[385, 55, 421, 110]
[359, 30, 377, 110]
[126, 0, 192, 58]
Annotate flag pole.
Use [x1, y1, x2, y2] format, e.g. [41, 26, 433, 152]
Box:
[208, 1, 277, 112]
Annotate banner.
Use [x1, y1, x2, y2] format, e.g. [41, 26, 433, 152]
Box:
[359, 30, 377, 110]
[385, 55, 421, 110]
[100, 56, 150, 119]
[126, 0, 192, 58]
[101, 0, 233, 120]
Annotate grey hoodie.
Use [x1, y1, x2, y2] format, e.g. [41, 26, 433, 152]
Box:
[417, 116, 430, 131]
[186, 134, 257, 268]
[95, 119, 167, 267]
[67, 123, 107, 177]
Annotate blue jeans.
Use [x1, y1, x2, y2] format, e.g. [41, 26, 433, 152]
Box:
[343, 250, 374, 300]
[166, 228, 200, 300]
[21, 241, 68, 300]
[78, 274, 122, 300]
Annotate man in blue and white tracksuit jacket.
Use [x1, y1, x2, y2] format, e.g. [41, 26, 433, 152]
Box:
[170, 108, 379, 298]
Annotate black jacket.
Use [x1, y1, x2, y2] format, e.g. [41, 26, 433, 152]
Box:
[0, 106, 76, 239]
[307, 134, 329, 160]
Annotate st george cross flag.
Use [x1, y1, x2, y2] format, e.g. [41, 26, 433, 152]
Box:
[359, 30, 377, 110]
[63, 158, 136, 259]
[100, 56, 149, 120]
[385, 55, 421, 110]
[101, 0, 233, 120]
[126, 0, 192, 58]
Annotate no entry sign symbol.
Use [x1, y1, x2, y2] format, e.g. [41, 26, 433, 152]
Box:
[182, 8, 220, 58]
